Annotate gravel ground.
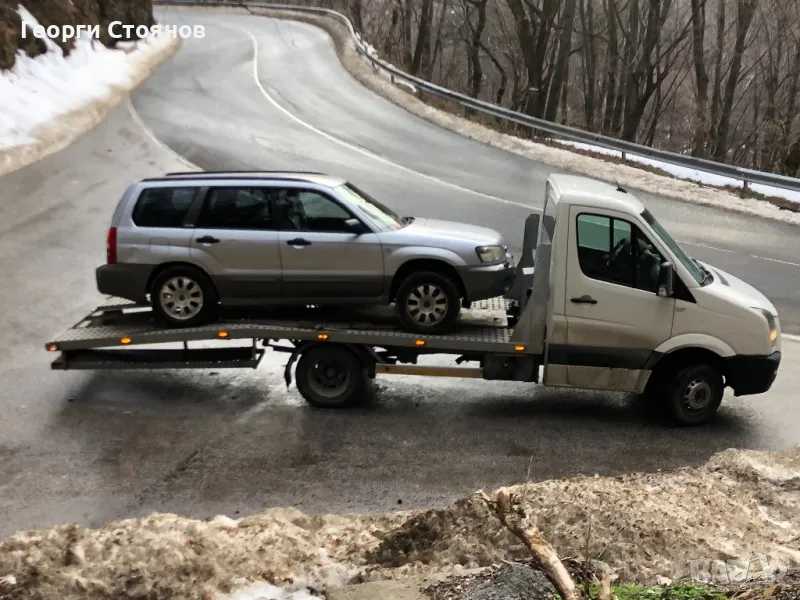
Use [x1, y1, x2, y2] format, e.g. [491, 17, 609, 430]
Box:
[423, 564, 556, 600]
[422, 564, 800, 600]
[1, 446, 799, 599]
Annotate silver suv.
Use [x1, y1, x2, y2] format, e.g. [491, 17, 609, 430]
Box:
[97, 171, 515, 334]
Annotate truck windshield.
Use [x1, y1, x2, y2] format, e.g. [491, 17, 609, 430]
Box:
[337, 183, 405, 230]
[641, 209, 706, 285]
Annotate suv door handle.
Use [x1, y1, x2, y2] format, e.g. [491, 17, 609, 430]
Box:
[286, 238, 311, 247]
[196, 235, 220, 244]
[571, 294, 597, 304]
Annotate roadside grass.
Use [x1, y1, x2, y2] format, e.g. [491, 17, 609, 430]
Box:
[596, 583, 728, 600]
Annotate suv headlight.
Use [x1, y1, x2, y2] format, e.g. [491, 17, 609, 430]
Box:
[476, 245, 505, 263]
[754, 307, 778, 345]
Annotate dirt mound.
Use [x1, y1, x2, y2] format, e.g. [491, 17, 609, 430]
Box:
[1, 446, 799, 599]
[0, 0, 154, 71]
[367, 446, 800, 583]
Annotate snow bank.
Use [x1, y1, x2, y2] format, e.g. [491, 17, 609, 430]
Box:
[0, 5, 182, 177]
[556, 140, 800, 204]
[220, 582, 322, 600]
[2, 445, 800, 598]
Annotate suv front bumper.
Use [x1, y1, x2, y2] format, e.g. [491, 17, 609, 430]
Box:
[459, 259, 516, 302]
[726, 351, 781, 396]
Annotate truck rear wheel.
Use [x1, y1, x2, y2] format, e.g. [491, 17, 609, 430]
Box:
[664, 364, 724, 426]
[295, 345, 367, 408]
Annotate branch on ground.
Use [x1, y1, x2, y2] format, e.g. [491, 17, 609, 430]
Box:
[476, 488, 581, 600]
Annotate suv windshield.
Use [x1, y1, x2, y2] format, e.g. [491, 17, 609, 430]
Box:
[641, 209, 709, 285]
[336, 183, 405, 231]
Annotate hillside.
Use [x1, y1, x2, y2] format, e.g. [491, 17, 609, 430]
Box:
[0, 0, 153, 70]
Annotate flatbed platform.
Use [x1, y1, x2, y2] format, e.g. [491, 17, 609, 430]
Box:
[46, 296, 520, 354]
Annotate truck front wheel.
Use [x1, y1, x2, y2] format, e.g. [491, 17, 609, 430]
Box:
[664, 364, 724, 426]
[295, 345, 367, 408]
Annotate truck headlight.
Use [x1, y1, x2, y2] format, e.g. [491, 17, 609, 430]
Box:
[755, 307, 778, 345]
[476, 245, 505, 263]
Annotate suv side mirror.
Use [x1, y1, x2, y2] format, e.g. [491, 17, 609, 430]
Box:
[344, 218, 364, 234]
[658, 261, 674, 297]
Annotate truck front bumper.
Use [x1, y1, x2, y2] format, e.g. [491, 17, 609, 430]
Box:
[726, 351, 781, 396]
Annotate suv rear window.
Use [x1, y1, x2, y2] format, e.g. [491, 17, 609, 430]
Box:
[131, 187, 197, 227]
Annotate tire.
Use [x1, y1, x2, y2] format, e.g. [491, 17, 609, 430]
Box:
[295, 345, 367, 408]
[150, 265, 217, 328]
[394, 270, 461, 334]
[664, 364, 724, 426]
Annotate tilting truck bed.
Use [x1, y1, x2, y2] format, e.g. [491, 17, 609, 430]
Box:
[45, 295, 525, 371]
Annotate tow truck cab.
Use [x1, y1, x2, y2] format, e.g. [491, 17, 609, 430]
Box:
[538, 174, 781, 420]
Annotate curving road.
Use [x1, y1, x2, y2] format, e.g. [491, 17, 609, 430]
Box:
[0, 8, 799, 538]
[135, 10, 800, 332]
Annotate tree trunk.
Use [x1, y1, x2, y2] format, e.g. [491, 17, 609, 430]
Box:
[402, 0, 413, 69]
[428, 0, 449, 79]
[579, 0, 598, 129]
[709, 0, 726, 140]
[410, 0, 434, 75]
[619, 0, 642, 140]
[712, 0, 758, 161]
[467, 0, 488, 98]
[602, 0, 621, 134]
[384, 0, 400, 58]
[690, 0, 709, 156]
[545, 0, 578, 122]
[504, 0, 540, 117]
[351, 0, 363, 32]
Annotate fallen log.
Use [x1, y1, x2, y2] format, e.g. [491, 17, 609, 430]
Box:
[477, 488, 580, 600]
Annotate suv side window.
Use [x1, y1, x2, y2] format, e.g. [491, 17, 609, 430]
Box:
[273, 189, 353, 233]
[197, 187, 273, 230]
[131, 187, 197, 228]
[576, 213, 665, 293]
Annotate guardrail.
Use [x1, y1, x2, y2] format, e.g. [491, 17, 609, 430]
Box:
[157, 0, 800, 196]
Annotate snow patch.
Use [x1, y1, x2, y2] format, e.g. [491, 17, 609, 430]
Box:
[556, 140, 800, 204]
[219, 583, 322, 600]
[0, 4, 181, 175]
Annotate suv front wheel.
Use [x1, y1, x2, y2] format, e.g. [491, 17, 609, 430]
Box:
[151, 265, 217, 328]
[394, 270, 461, 334]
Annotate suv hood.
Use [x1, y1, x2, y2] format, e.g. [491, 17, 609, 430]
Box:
[394, 217, 504, 246]
[701, 261, 778, 316]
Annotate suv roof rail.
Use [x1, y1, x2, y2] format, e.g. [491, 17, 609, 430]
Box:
[163, 170, 326, 176]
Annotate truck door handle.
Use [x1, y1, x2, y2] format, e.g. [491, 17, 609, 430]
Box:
[287, 238, 311, 247]
[196, 235, 220, 244]
[571, 294, 597, 304]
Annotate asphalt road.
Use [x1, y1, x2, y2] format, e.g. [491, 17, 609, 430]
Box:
[0, 9, 799, 538]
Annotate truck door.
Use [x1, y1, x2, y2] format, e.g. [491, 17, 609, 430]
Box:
[558, 205, 676, 391]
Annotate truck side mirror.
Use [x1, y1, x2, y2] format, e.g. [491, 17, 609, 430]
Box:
[344, 218, 364, 234]
[658, 261, 674, 297]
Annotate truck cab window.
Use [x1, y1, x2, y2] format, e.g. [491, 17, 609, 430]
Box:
[576, 214, 664, 292]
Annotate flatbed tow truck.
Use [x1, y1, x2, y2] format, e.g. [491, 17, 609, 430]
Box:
[45, 175, 782, 426]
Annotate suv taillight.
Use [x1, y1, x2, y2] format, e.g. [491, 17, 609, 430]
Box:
[106, 227, 117, 264]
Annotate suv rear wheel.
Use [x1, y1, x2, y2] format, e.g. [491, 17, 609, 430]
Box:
[151, 265, 217, 328]
[394, 270, 461, 334]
